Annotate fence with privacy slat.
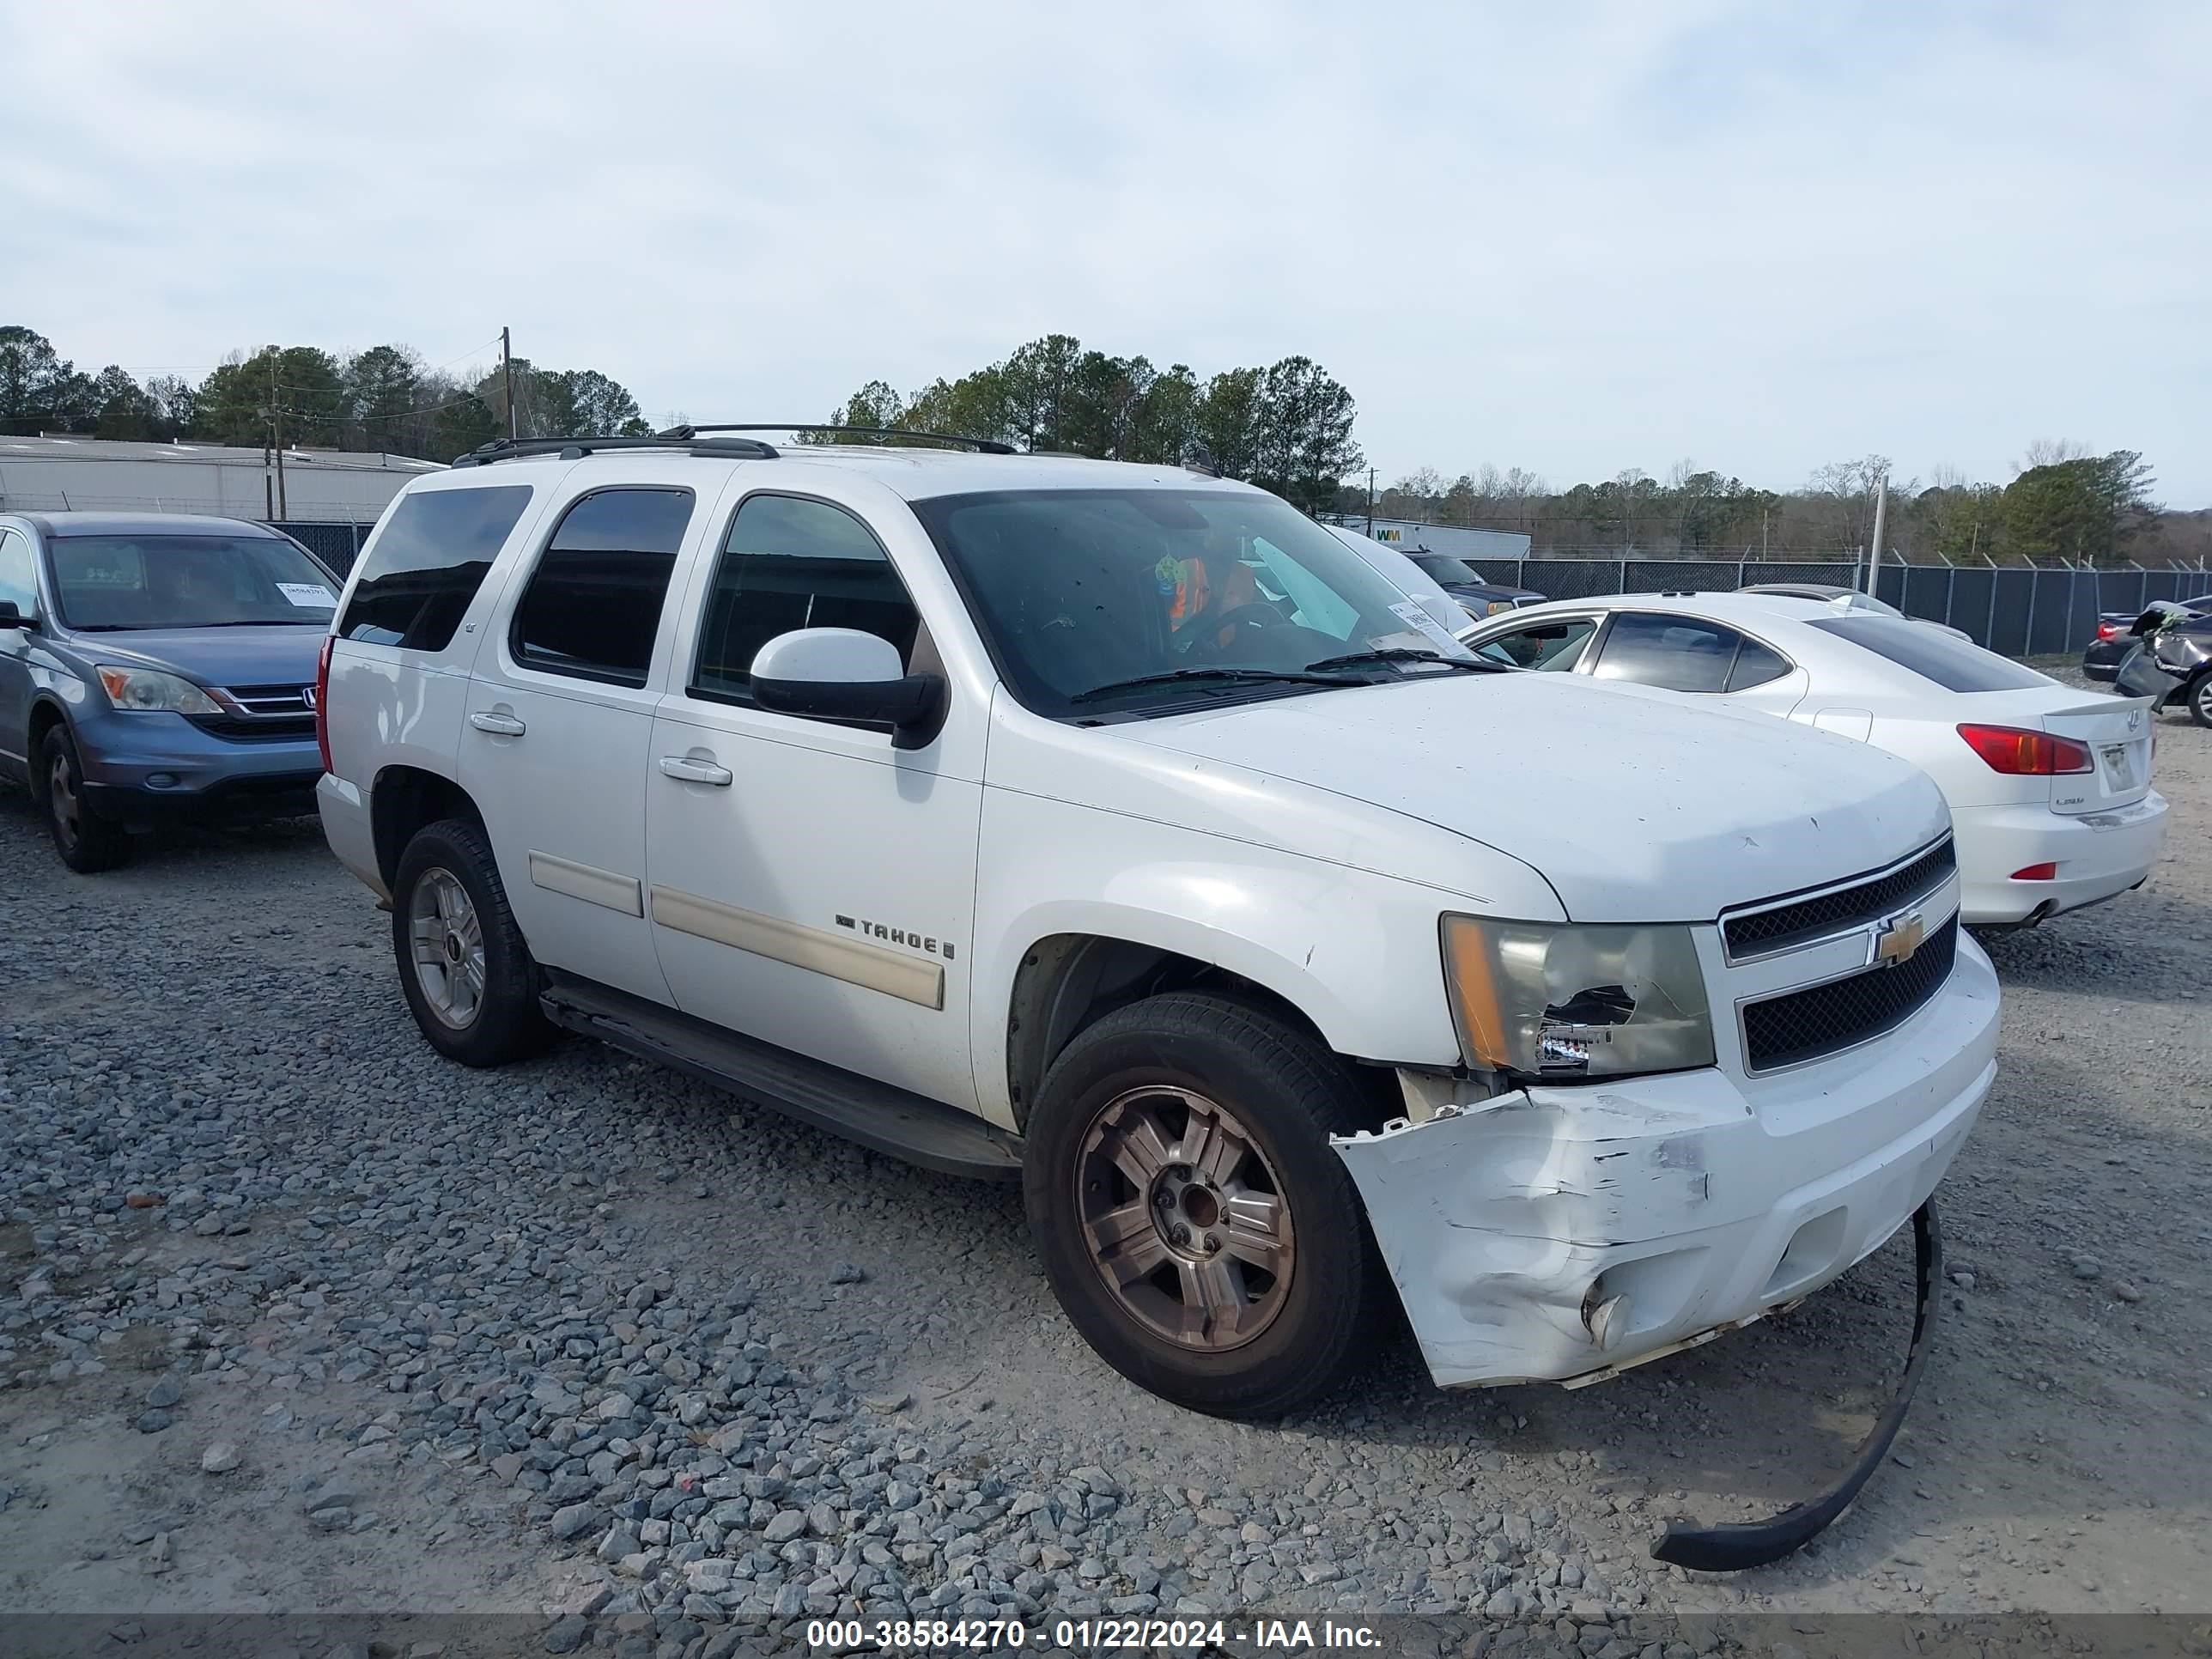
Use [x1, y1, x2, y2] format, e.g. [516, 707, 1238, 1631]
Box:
[1434, 552, 2208, 655]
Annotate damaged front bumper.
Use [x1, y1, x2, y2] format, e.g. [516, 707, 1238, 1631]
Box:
[1331, 933, 1997, 1391]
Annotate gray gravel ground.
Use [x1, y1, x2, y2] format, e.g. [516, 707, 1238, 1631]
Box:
[2, 671, 2208, 1653]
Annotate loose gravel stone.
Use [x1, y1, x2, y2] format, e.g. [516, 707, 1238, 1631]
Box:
[198, 1442, 240, 1474]
[1, 716, 2206, 1630]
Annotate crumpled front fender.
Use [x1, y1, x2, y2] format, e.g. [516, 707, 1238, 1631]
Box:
[1330, 1083, 1755, 1388]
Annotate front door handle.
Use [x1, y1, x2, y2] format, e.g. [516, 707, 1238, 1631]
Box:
[470, 710, 526, 737]
[659, 755, 732, 787]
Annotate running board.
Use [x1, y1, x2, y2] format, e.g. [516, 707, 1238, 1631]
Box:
[539, 976, 1024, 1182]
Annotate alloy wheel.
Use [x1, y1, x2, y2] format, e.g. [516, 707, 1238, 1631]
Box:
[1074, 1085, 1296, 1351]
[408, 867, 488, 1029]
[47, 750, 82, 851]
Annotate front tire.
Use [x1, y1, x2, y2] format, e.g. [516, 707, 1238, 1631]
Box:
[37, 726, 131, 872]
[391, 818, 554, 1066]
[2189, 672, 2212, 729]
[1023, 992, 1387, 1419]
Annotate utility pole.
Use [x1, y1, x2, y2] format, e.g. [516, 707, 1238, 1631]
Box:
[1863, 477, 1887, 595]
[267, 359, 288, 521]
[1365, 466, 1376, 537]
[501, 327, 517, 440]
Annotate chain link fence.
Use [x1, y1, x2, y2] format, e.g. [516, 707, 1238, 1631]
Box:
[269, 520, 375, 574]
[1448, 555, 2210, 656]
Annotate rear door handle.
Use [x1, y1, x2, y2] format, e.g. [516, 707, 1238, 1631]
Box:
[470, 710, 526, 737]
[659, 756, 732, 787]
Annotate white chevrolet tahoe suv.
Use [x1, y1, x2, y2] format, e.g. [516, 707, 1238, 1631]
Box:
[316, 430, 1997, 1431]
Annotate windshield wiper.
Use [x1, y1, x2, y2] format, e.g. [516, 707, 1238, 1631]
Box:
[1068, 666, 1361, 705]
[1303, 647, 1507, 675]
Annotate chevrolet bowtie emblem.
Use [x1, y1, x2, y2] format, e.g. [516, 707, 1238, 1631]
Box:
[1873, 910, 1926, 967]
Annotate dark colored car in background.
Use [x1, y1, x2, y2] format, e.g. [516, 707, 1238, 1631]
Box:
[2085, 594, 2211, 680]
[1401, 550, 1546, 617]
[0, 512, 340, 871]
[2115, 607, 2212, 726]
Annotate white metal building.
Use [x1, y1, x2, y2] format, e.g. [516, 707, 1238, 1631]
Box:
[0, 435, 441, 524]
[1326, 515, 1534, 562]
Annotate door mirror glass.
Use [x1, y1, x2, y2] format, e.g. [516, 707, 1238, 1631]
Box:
[749, 628, 947, 749]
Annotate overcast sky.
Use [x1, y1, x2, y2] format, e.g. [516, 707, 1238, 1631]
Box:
[3, 3, 2206, 501]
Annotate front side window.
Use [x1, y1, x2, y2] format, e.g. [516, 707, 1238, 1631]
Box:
[911, 488, 1474, 717]
[0, 529, 37, 618]
[511, 487, 695, 686]
[1478, 617, 1596, 671]
[51, 533, 339, 632]
[340, 484, 532, 651]
[690, 494, 919, 704]
[1804, 615, 2048, 693]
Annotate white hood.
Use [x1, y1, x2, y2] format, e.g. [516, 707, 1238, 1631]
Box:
[1121, 672, 1950, 922]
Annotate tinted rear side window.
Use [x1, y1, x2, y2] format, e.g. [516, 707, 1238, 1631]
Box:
[338, 486, 532, 651]
[1727, 637, 1792, 690]
[1590, 612, 1741, 693]
[512, 487, 695, 687]
[1805, 616, 2049, 692]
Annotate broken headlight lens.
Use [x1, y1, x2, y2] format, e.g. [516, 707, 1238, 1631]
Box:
[1441, 915, 1715, 1079]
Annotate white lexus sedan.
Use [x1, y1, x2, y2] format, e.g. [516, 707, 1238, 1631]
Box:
[1462, 591, 2168, 927]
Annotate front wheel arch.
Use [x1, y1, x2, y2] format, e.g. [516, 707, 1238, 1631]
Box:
[24, 697, 70, 796]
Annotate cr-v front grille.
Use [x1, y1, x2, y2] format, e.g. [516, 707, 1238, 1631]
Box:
[190, 682, 318, 742]
[1741, 915, 1959, 1072]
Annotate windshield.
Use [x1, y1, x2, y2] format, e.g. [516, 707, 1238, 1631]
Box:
[913, 489, 1475, 716]
[1412, 553, 1484, 585]
[49, 534, 339, 629]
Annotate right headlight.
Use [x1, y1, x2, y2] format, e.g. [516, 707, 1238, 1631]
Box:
[96, 665, 220, 714]
[1441, 915, 1715, 1079]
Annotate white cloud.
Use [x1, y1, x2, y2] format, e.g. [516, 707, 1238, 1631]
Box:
[3, 0, 2205, 500]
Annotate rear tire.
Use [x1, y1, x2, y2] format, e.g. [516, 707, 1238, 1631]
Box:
[391, 818, 554, 1067]
[37, 726, 131, 873]
[1023, 992, 1388, 1419]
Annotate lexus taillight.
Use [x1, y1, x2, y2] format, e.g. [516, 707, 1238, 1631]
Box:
[2095, 622, 2120, 641]
[1956, 723, 2092, 775]
[314, 635, 335, 775]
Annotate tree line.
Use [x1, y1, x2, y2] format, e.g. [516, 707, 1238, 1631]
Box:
[0, 325, 653, 462]
[8, 319, 2197, 567]
[1347, 446, 2203, 568]
[816, 334, 1363, 514]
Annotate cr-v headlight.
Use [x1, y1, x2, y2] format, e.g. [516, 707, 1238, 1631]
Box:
[95, 665, 220, 714]
[1441, 915, 1715, 1079]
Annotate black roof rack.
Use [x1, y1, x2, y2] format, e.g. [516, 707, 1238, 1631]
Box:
[451, 434, 779, 468]
[660, 422, 1018, 455]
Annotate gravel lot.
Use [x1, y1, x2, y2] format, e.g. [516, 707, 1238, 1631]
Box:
[3, 672, 2208, 1650]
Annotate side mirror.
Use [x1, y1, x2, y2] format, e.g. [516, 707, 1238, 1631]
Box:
[0, 600, 37, 631]
[750, 628, 947, 750]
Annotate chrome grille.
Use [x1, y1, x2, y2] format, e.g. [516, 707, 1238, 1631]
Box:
[223, 682, 315, 717]
[1723, 839, 1955, 962]
[1741, 916, 1959, 1072]
[193, 681, 318, 742]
